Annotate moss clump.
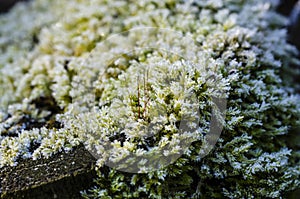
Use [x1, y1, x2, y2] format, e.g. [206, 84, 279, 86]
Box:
[0, 0, 299, 198]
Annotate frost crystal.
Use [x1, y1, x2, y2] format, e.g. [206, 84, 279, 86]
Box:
[0, 0, 299, 198]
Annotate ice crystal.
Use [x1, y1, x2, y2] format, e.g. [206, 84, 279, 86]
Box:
[0, 0, 299, 198]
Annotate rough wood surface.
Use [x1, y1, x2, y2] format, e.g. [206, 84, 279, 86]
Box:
[0, 145, 97, 199]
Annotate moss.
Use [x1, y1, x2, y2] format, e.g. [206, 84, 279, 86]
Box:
[0, 0, 299, 198]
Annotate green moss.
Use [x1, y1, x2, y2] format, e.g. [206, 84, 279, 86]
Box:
[0, 0, 299, 198]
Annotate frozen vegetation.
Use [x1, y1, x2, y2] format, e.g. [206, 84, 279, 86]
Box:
[0, 0, 299, 198]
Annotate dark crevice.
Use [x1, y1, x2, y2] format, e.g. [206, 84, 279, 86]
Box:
[276, 0, 298, 16]
[31, 96, 63, 116]
[0, 96, 63, 137]
[0, 0, 31, 13]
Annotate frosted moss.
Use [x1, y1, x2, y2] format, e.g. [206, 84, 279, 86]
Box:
[0, 0, 299, 198]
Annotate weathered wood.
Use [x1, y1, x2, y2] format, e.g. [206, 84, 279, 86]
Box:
[0, 146, 97, 199]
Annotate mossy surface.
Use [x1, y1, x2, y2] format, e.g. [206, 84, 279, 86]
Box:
[0, 0, 300, 198]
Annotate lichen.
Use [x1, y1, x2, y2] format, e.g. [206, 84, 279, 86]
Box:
[0, 0, 299, 198]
